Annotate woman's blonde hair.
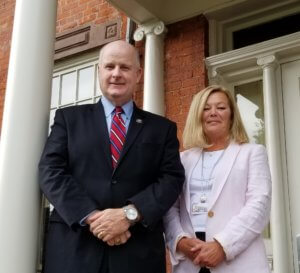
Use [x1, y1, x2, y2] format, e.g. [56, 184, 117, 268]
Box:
[183, 85, 249, 149]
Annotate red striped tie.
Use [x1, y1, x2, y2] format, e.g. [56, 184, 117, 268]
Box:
[110, 107, 126, 168]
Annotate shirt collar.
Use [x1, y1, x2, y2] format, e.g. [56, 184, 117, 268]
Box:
[101, 96, 133, 120]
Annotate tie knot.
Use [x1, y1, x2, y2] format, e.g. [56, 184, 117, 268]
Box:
[115, 106, 123, 115]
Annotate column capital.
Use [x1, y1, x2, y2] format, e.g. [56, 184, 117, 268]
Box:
[134, 21, 167, 41]
[257, 55, 278, 69]
[208, 68, 223, 85]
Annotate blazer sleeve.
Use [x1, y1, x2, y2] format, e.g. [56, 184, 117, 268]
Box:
[214, 144, 272, 260]
[38, 109, 98, 227]
[163, 196, 191, 265]
[128, 121, 185, 229]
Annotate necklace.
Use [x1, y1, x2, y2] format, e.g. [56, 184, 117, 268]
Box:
[199, 149, 226, 203]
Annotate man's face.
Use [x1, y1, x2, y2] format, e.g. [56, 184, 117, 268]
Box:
[98, 41, 142, 106]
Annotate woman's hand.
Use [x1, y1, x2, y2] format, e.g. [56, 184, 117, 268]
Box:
[191, 240, 225, 268]
[176, 237, 204, 261]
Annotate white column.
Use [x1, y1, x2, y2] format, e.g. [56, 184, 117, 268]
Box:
[134, 21, 166, 116]
[257, 55, 291, 273]
[207, 68, 225, 86]
[0, 1, 57, 273]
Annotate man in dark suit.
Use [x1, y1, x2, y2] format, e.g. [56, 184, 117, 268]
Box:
[39, 40, 185, 273]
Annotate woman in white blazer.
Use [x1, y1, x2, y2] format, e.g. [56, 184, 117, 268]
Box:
[164, 85, 271, 273]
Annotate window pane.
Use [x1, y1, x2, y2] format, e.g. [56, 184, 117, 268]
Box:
[49, 109, 56, 133]
[51, 76, 60, 108]
[235, 80, 265, 145]
[77, 99, 93, 105]
[94, 96, 101, 104]
[78, 66, 94, 100]
[96, 65, 102, 96]
[61, 103, 75, 108]
[61, 71, 76, 105]
[96, 79, 102, 96]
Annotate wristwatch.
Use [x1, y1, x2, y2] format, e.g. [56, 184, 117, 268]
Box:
[123, 205, 139, 225]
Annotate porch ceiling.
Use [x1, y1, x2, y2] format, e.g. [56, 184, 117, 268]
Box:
[107, 0, 298, 25]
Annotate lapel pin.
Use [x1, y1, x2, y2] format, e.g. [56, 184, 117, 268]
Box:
[136, 118, 143, 124]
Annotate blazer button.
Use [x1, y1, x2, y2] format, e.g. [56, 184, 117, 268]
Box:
[208, 210, 214, 218]
[112, 180, 117, 184]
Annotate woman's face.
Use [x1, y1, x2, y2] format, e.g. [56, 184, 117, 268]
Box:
[202, 91, 232, 142]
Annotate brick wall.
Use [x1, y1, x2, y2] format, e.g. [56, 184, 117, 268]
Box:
[135, 16, 209, 149]
[56, 0, 127, 36]
[0, 0, 15, 130]
[165, 15, 208, 149]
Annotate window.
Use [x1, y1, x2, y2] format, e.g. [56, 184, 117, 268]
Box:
[50, 55, 101, 127]
[207, 2, 300, 54]
[233, 13, 300, 49]
[234, 81, 265, 145]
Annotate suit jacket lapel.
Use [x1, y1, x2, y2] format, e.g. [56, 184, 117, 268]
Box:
[208, 142, 241, 210]
[91, 100, 113, 170]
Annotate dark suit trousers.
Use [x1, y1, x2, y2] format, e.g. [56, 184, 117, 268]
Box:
[98, 246, 109, 273]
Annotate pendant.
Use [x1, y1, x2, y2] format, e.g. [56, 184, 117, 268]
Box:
[200, 194, 207, 203]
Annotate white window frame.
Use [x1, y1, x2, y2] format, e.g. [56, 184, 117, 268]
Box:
[206, 1, 300, 55]
[50, 50, 101, 127]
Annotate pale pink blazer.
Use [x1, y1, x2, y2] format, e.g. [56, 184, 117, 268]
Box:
[164, 142, 271, 273]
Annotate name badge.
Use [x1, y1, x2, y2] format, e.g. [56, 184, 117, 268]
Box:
[191, 202, 208, 214]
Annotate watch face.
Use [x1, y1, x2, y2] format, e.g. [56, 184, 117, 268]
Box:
[126, 208, 138, 221]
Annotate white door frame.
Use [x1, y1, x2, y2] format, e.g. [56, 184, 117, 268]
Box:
[205, 31, 300, 273]
[281, 59, 300, 273]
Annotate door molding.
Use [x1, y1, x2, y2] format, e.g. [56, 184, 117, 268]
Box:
[205, 31, 300, 273]
[205, 31, 300, 84]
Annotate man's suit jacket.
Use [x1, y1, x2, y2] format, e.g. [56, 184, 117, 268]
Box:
[39, 99, 185, 273]
[164, 142, 271, 273]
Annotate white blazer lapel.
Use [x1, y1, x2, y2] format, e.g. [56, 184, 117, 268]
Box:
[208, 142, 241, 210]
